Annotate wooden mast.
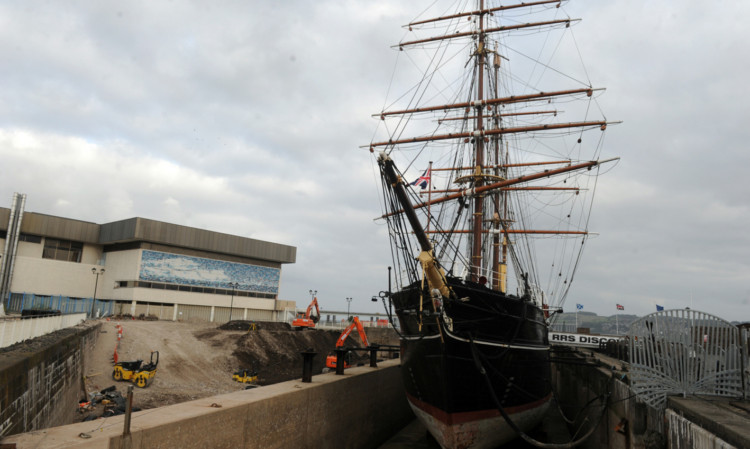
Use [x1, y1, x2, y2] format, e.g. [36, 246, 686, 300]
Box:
[471, 0, 486, 282]
[492, 43, 502, 292]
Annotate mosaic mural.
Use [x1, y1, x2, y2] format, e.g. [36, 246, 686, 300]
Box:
[139, 250, 279, 294]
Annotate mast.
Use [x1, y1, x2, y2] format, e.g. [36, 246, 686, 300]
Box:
[471, 0, 486, 282]
[369, 0, 618, 307]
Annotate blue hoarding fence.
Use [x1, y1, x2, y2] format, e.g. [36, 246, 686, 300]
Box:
[4, 292, 114, 318]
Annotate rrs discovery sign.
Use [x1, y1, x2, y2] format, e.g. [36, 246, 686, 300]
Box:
[549, 332, 623, 348]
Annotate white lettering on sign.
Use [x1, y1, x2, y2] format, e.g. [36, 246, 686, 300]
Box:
[549, 332, 624, 348]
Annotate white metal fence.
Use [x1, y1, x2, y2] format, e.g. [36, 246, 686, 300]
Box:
[0, 313, 87, 349]
[628, 309, 746, 409]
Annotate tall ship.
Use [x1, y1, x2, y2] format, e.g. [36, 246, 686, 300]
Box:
[366, 1, 617, 448]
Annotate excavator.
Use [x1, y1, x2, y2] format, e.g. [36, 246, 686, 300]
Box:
[112, 351, 159, 388]
[325, 316, 370, 369]
[292, 296, 320, 329]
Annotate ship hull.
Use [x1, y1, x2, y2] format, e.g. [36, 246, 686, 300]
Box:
[393, 278, 551, 448]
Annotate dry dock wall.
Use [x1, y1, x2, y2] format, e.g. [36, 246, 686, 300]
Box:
[552, 350, 750, 449]
[4, 359, 413, 449]
[0, 323, 99, 437]
[552, 351, 664, 449]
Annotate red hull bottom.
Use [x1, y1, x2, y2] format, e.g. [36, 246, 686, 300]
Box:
[407, 393, 552, 449]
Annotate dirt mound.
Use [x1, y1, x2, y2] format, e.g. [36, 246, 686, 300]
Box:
[79, 320, 396, 416]
[217, 320, 291, 331]
[232, 329, 344, 384]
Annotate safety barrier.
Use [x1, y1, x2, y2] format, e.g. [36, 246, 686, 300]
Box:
[0, 313, 87, 349]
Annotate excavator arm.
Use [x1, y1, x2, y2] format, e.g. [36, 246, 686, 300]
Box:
[335, 317, 369, 347]
[306, 298, 320, 323]
[326, 316, 370, 370]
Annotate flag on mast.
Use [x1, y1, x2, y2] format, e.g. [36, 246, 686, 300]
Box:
[411, 168, 431, 189]
[576, 304, 583, 310]
[616, 304, 624, 311]
[656, 304, 664, 311]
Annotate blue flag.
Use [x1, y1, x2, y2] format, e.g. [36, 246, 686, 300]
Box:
[576, 303, 583, 310]
[656, 304, 664, 311]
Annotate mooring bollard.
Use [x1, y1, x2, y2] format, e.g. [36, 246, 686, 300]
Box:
[335, 348, 347, 375]
[301, 349, 316, 383]
[123, 385, 133, 436]
[369, 344, 379, 368]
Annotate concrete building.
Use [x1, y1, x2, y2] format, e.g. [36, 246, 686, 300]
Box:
[0, 193, 297, 321]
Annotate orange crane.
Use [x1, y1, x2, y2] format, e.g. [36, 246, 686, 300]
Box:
[292, 297, 321, 329]
[325, 316, 370, 369]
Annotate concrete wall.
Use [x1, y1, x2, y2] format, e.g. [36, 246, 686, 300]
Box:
[10, 254, 106, 298]
[552, 351, 665, 449]
[5, 359, 413, 449]
[0, 323, 99, 438]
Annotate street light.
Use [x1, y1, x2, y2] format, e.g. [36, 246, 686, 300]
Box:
[229, 282, 239, 322]
[346, 297, 352, 319]
[90, 268, 105, 318]
[309, 289, 317, 301]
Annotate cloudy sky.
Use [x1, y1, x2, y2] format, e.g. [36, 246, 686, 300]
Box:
[1, 1, 748, 321]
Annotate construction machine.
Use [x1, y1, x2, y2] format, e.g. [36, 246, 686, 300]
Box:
[112, 351, 159, 388]
[232, 360, 259, 384]
[292, 297, 320, 329]
[232, 368, 258, 384]
[325, 316, 370, 369]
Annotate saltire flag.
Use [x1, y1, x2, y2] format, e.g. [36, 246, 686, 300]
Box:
[576, 303, 583, 310]
[411, 168, 431, 189]
[656, 304, 664, 311]
[616, 304, 624, 311]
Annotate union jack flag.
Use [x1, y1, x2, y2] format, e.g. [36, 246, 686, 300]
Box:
[411, 168, 431, 189]
[616, 304, 624, 310]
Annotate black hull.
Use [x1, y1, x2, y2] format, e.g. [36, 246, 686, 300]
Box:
[393, 277, 551, 448]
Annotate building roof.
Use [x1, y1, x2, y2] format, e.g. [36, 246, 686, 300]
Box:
[0, 208, 296, 264]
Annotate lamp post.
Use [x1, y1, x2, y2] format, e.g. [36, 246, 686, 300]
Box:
[346, 297, 352, 319]
[309, 289, 317, 301]
[90, 268, 105, 318]
[229, 282, 239, 322]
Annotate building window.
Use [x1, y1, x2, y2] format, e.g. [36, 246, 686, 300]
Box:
[42, 238, 83, 262]
[19, 233, 42, 243]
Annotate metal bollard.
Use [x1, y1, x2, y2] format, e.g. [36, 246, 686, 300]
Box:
[335, 348, 347, 375]
[301, 350, 316, 383]
[123, 385, 133, 436]
[369, 344, 379, 368]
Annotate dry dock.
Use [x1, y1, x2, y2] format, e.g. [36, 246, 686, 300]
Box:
[3, 322, 750, 448]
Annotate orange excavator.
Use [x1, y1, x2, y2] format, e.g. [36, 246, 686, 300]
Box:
[325, 316, 370, 369]
[292, 297, 320, 329]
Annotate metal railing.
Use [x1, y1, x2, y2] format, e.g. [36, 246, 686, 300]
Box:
[628, 309, 745, 409]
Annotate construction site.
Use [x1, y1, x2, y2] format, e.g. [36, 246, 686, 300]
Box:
[0, 313, 400, 439]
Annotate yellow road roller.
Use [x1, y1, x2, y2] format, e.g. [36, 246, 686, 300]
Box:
[112, 351, 159, 388]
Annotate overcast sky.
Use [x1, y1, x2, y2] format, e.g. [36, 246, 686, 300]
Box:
[1, 1, 748, 322]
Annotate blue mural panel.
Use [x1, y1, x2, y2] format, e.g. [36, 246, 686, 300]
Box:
[139, 250, 279, 294]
